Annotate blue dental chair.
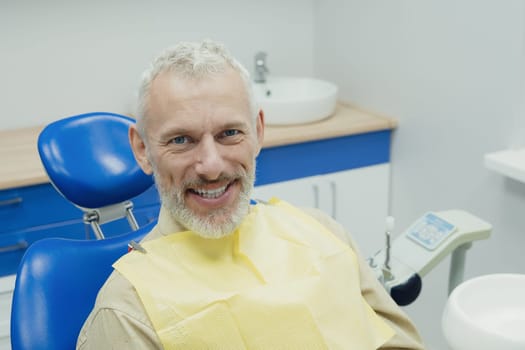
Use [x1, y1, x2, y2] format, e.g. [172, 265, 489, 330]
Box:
[10, 112, 159, 349]
[10, 219, 157, 350]
[37, 112, 154, 239]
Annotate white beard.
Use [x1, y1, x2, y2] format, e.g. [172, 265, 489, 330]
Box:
[154, 169, 255, 239]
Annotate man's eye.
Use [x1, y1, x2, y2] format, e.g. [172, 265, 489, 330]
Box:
[223, 129, 239, 137]
[170, 136, 188, 144]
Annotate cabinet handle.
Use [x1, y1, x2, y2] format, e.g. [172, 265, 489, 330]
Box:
[0, 241, 28, 253]
[330, 181, 337, 218]
[313, 184, 320, 208]
[0, 197, 23, 207]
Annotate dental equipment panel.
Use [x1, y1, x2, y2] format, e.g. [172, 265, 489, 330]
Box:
[368, 210, 492, 305]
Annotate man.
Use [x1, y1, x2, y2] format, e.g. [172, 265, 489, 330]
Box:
[77, 40, 424, 349]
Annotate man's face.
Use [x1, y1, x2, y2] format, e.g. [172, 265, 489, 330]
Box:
[131, 68, 264, 238]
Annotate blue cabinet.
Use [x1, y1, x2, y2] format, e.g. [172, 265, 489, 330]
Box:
[0, 185, 82, 235]
[255, 130, 391, 185]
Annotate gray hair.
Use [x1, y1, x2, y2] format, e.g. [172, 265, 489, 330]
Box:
[135, 40, 257, 137]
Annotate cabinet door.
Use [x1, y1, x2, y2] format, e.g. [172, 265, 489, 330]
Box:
[252, 176, 322, 209]
[0, 275, 15, 349]
[0, 291, 11, 347]
[253, 164, 390, 259]
[327, 164, 390, 258]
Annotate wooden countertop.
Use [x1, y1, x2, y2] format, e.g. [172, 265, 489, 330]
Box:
[0, 103, 396, 190]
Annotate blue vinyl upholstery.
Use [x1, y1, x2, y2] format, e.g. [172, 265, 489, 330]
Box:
[10, 220, 157, 350]
[37, 112, 153, 209]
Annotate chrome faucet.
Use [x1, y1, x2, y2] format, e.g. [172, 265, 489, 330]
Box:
[254, 51, 269, 83]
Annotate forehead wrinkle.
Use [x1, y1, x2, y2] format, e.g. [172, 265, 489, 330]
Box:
[146, 69, 253, 140]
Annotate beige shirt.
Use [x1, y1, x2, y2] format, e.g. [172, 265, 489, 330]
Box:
[77, 205, 425, 350]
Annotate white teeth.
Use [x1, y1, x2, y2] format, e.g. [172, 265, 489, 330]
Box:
[194, 185, 228, 199]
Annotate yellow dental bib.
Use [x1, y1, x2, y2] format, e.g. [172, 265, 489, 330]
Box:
[114, 199, 394, 349]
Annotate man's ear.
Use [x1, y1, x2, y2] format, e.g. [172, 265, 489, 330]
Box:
[129, 125, 154, 175]
[255, 109, 265, 156]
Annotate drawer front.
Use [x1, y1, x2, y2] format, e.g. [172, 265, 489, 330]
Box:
[0, 184, 82, 234]
[0, 204, 160, 277]
[0, 184, 160, 235]
[256, 130, 392, 186]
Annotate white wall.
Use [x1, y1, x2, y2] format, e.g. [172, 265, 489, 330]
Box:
[0, 0, 315, 130]
[315, 1, 525, 349]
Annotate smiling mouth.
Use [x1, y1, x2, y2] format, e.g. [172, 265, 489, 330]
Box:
[188, 181, 234, 199]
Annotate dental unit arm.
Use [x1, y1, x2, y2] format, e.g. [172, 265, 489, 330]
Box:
[367, 210, 492, 306]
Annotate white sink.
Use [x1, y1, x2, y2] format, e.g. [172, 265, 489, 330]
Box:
[253, 77, 338, 126]
[442, 273, 525, 350]
[485, 148, 525, 183]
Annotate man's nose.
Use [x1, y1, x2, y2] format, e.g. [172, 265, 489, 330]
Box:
[194, 136, 225, 180]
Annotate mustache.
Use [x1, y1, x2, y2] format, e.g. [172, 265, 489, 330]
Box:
[181, 173, 245, 190]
